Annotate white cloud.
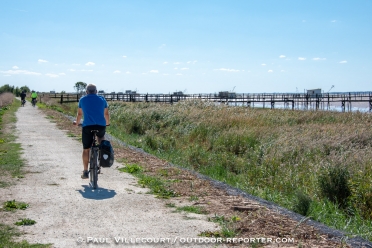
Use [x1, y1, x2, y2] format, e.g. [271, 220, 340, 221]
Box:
[181, 68, 189, 70]
[174, 62, 180, 65]
[339, 60, 347, 64]
[59, 73, 66, 76]
[70, 69, 93, 72]
[187, 60, 197, 64]
[122, 56, 127, 58]
[150, 70, 159, 73]
[85, 62, 95, 66]
[163, 73, 169, 76]
[163, 61, 168, 64]
[313, 58, 326, 61]
[268, 70, 273, 73]
[72, 63, 81, 66]
[176, 73, 182, 76]
[0, 70, 41, 75]
[126, 71, 131, 74]
[281, 70, 285, 72]
[12, 66, 19, 69]
[45, 73, 59, 78]
[38, 59, 48, 63]
[261, 63, 266, 66]
[216, 68, 240, 72]
[279, 55, 286, 58]
[113, 70, 121, 73]
[298, 57, 306, 60]
[174, 67, 178, 70]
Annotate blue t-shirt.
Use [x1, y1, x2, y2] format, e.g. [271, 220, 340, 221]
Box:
[78, 94, 108, 127]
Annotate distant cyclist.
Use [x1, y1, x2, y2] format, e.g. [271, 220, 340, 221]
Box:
[31, 90, 38, 106]
[20, 91, 26, 106]
[73, 84, 110, 179]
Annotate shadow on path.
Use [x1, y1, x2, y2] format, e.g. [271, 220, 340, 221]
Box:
[77, 185, 117, 200]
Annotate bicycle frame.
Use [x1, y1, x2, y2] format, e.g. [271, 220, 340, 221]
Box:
[89, 130, 100, 189]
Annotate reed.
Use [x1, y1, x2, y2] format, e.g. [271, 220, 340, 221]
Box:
[107, 100, 372, 240]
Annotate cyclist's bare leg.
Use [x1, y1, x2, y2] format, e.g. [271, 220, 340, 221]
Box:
[82, 148, 90, 171]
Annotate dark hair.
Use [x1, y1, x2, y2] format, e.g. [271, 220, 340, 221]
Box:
[86, 84, 97, 94]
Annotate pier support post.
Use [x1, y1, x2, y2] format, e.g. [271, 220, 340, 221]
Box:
[341, 100, 346, 112]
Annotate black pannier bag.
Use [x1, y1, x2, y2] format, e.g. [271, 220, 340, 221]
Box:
[99, 140, 114, 167]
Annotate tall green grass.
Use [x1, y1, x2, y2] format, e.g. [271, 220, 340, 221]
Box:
[38, 97, 372, 241]
[107, 100, 372, 241]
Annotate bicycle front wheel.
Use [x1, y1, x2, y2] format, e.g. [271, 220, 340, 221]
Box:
[89, 148, 98, 189]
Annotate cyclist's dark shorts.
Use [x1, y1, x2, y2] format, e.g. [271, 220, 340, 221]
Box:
[82, 125, 106, 149]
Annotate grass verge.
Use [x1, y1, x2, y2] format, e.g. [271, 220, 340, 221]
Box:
[0, 97, 51, 247]
[119, 163, 179, 198]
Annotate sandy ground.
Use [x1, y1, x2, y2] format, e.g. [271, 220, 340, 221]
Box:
[0, 102, 225, 248]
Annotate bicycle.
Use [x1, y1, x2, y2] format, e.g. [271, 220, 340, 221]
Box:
[21, 99, 26, 107]
[89, 129, 101, 189]
[31, 98, 37, 107]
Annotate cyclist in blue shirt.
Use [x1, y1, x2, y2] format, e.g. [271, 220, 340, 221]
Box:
[73, 84, 110, 179]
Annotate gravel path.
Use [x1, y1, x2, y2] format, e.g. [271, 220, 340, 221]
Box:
[0, 102, 224, 248]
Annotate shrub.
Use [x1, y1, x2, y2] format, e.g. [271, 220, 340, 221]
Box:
[292, 191, 312, 216]
[318, 166, 351, 209]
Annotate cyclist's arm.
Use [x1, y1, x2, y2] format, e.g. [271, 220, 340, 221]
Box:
[74, 108, 83, 125]
[104, 108, 110, 126]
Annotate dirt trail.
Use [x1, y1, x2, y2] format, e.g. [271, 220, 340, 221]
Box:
[0, 102, 223, 247]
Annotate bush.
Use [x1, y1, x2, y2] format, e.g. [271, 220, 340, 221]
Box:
[318, 166, 351, 209]
[292, 191, 312, 216]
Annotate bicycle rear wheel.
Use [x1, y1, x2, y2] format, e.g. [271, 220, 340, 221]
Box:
[89, 148, 98, 189]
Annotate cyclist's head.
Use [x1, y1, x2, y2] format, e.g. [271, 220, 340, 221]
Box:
[32, 90, 35, 93]
[86, 84, 97, 94]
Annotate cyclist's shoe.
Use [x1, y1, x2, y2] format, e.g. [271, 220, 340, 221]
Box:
[81, 170, 89, 179]
[97, 166, 101, 174]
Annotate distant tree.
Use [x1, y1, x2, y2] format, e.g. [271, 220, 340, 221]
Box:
[20, 86, 30, 93]
[61, 90, 66, 94]
[0, 84, 15, 94]
[74, 82, 87, 94]
[13, 86, 21, 97]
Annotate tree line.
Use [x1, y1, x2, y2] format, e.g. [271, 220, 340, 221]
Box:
[0, 84, 30, 96]
[0, 81, 87, 96]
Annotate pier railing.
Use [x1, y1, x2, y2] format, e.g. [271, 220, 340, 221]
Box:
[40, 92, 372, 112]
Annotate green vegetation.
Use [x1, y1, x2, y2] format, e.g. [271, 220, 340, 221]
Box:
[0, 223, 50, 248]
[0, 97, 25, 181]
[119, 164, 179, 198]
[74, 81, 87, 94]
[0, 84, 30, 96]
[3, 200, 29, 211]
[0, 95, 51, 247]
[176, 205, 208, 215]
[30, 96, 372, 241]
[202, 214, 239, 238]
[14, 218, 36, 226]
[106, 101, 372, 241]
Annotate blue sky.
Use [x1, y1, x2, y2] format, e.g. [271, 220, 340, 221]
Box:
[1, 0, 371, 94]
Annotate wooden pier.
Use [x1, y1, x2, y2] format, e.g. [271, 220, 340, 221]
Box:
[42, 91, 372, 112]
